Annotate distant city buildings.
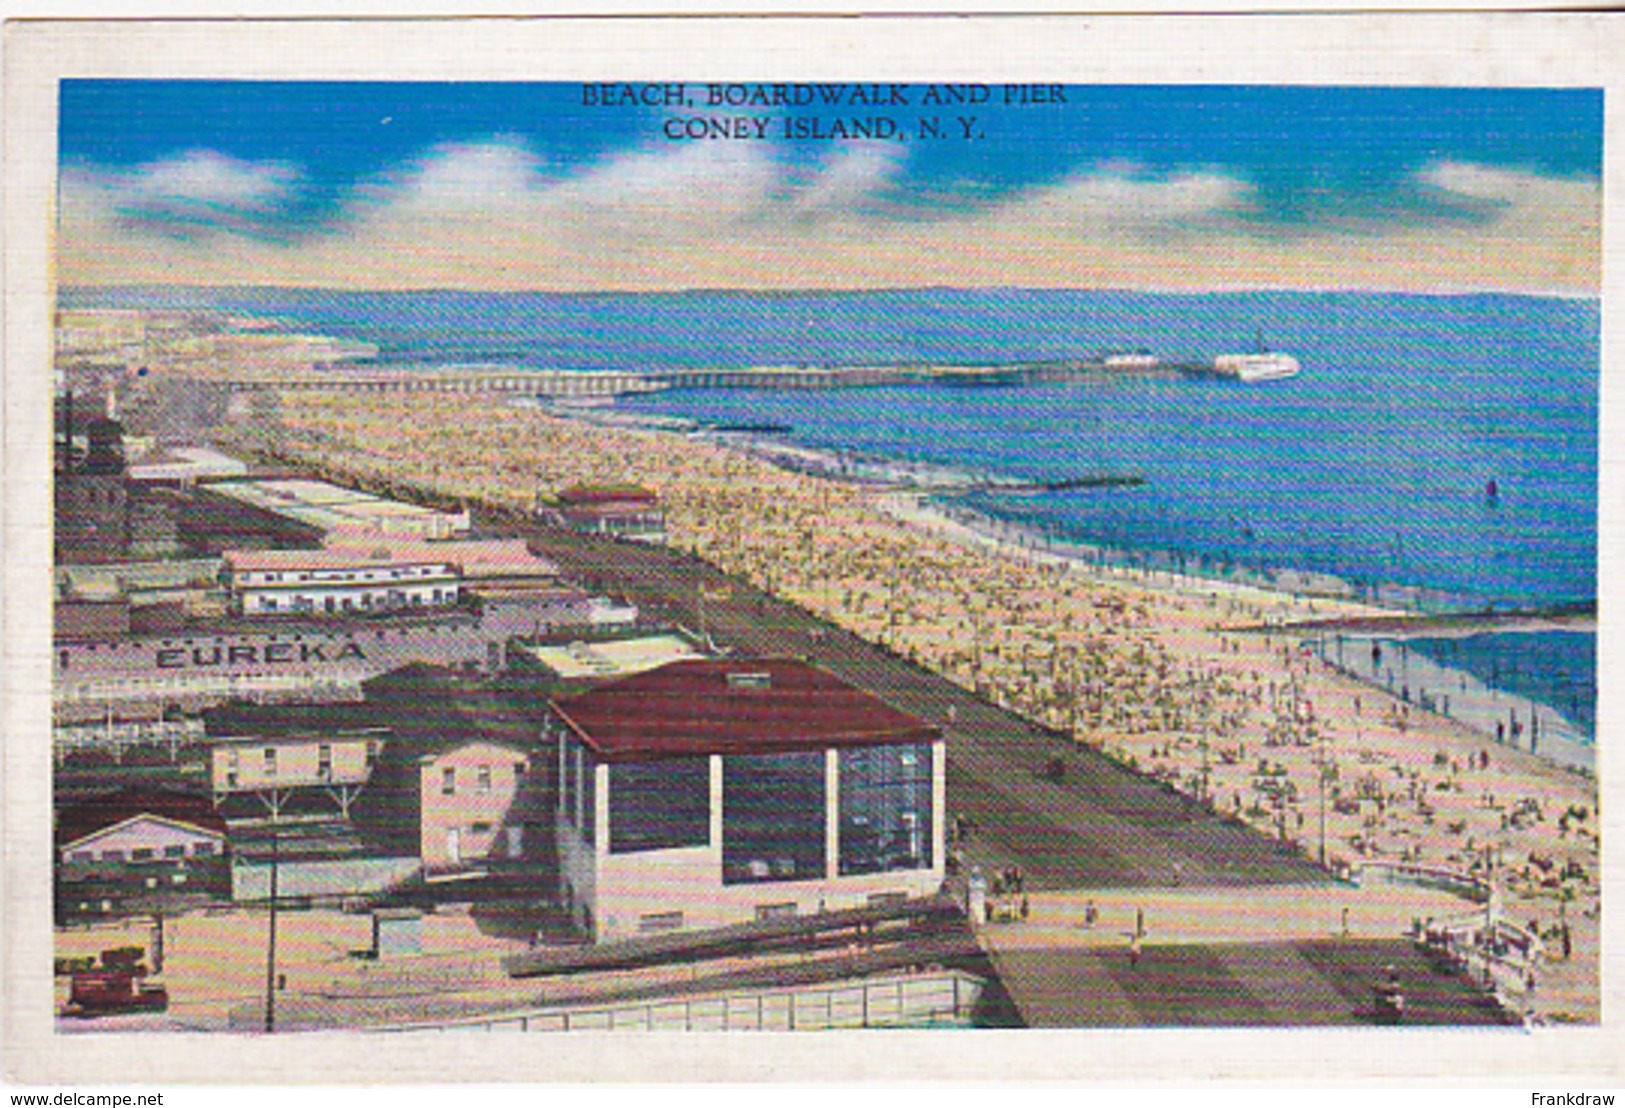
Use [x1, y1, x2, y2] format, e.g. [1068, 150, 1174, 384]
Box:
[51, 436, 948, 965]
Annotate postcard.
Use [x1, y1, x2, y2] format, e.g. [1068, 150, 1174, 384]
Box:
[4, 11, 1620, 1087]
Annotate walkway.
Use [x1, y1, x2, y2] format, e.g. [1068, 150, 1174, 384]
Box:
[974, 885, 1511, 1028]
[490, 508, 1330, 893]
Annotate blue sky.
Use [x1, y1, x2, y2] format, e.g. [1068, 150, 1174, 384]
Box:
[56, 80, 1603, 293]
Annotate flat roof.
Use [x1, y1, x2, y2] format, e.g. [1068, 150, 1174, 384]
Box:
[223, 549, 455, 573]
[521, 633, 701, 680]
[207, 478, 466, 534]
[555, 484, 658, 505]
[321, 536, 557, 578]
[204, 700, 385, 739]
[552, 658, 937, 762]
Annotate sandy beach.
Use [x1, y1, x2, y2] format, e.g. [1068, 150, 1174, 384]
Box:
[205, 380, 1600, 1021]
[40, 297, 1586, 1026]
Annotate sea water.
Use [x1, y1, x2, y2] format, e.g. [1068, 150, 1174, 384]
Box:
[62, 286, 1599, 740]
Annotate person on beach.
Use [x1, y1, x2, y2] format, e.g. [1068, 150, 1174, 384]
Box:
[1129, 933, 1143, 967]
[254, 385, 1600, 1020]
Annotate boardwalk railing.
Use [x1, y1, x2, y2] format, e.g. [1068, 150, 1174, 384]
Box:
[1350, 860, 1492, 904]
[383, 970, 984, 1033]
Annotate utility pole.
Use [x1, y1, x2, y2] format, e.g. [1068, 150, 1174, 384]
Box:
[264, 822, 280, 1033]
[1317, 726, 1331, 869]
[1199, 688, 1211, 806]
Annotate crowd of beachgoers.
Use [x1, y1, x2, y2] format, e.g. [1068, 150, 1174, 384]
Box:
[217, 376, 1601, 1021]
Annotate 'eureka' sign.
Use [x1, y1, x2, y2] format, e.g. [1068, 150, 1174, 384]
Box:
[155, 641, 367, 669]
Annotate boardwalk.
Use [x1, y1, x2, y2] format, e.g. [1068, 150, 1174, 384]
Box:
[974, 886, 1512, 1027]
[489, 508, 1330, 892]
[986, 939, 1511, 1027]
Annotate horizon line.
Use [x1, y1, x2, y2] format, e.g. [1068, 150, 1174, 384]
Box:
[57, 281, 1603, 302]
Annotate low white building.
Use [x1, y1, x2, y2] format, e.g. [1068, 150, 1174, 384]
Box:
[126, 446, 250, 484]
[57, 788, 227, 870]
[223, 549, 460, 616]
[550, 658, 946, 942]
[206, 478, 472, 541]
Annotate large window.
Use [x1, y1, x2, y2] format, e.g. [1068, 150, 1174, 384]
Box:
[722, 752, 826, 885]
[609, 758, 710, 854]
[839, 743, 933, 876]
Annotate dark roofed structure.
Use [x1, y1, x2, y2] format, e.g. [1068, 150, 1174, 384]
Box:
[203, 698, 383, 739]
[554, 484, 659, 508]
[361, 663, 549, 762]
[56, 786, 226, 850]
[551, 658, 938, 762]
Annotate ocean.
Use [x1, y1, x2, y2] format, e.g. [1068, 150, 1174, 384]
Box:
[62, 285, 1599, 738]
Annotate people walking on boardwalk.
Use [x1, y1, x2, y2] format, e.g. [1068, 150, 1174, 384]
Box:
[239, 384, 1600, 1024]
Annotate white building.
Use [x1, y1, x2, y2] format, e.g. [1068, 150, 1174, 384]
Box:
[550, 658, 946, 942]
[56, 788, 227, 870]
[223, 549, 460, 616]
[206, 477, 472, 541]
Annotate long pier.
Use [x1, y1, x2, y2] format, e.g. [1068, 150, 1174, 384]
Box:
[217, 356, 1249, 400]
[224, 369, 663, 399]
[648, 361, 1213, 390]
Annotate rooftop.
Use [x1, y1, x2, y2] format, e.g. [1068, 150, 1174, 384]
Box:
[321, 535, 557, 579]
[520, 632, 703, 681]
[57, 786, 227, 849]
[203, 699, 385, 739]
[205, 477, 468, 538]
[555, 484, 659, 507]
[222, 548, 456, 573]
[552, 658, 937, 762]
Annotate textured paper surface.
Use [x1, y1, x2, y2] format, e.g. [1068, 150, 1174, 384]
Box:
[5, 11, 1622, 1085]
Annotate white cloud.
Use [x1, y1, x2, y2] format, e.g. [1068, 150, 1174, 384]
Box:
[59, 149, 300, 244]
[787, 142, 909, 219]
[550, 141, 780, 226]
[990, 167, 1254, 233]
[382, 139, 547, 212]
[130, 149, 297, 212]
[53, 146, 1599, 295]
[349, 137, 783, 241]
[1419, 161, 1595, 211]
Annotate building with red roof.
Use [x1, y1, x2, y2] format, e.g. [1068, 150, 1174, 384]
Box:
[549, 658, 944, 941]
[549, 485, 666, 544]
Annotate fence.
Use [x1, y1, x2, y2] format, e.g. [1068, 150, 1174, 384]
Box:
[54, 717, 206, 759]
[387, 970, 984, 1033]
[1351, 860, 1492, 903]
[231, 855, 420, 902]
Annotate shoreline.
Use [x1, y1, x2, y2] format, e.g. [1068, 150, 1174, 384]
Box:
[71, 308, 1600, 1021]
[880, 490, 1595, 775]
[596, 404, 1586, 620]
[523, 399, 1599, 779]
